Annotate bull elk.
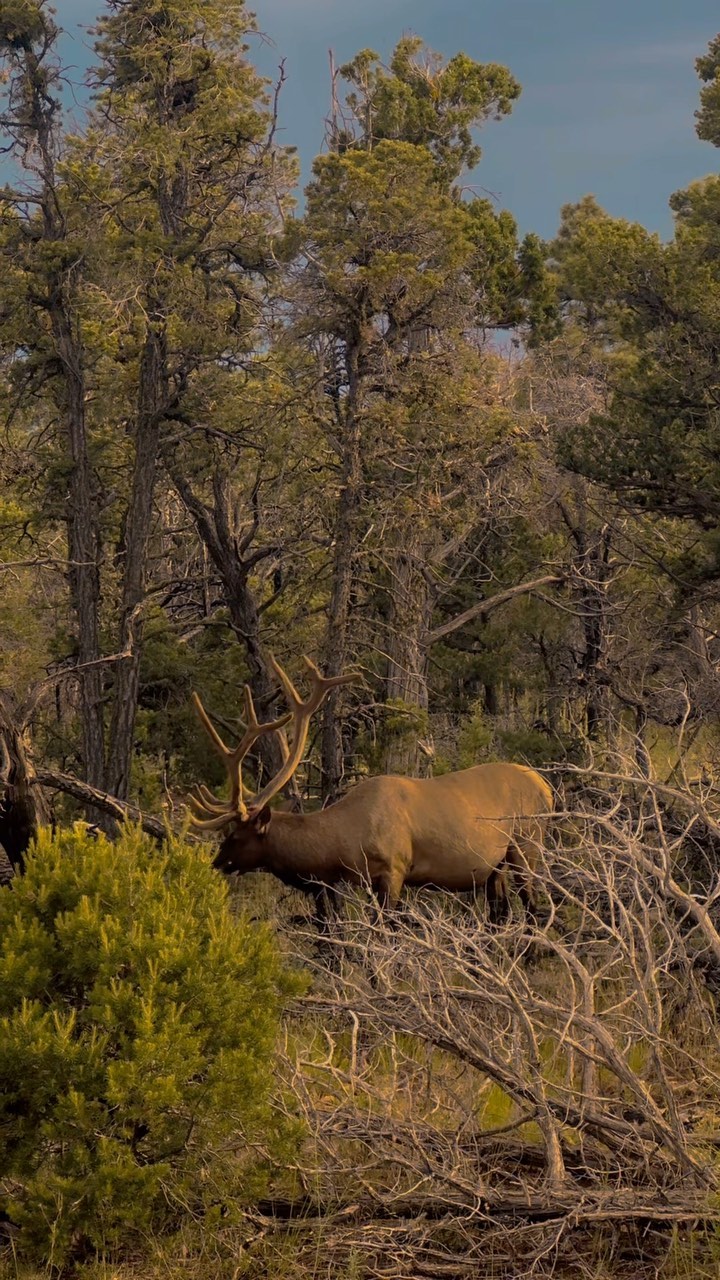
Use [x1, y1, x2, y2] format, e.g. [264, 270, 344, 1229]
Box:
[188, 657, 553, 916]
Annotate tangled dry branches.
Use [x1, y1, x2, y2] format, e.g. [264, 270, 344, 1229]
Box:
[244, 765, 720, 1277]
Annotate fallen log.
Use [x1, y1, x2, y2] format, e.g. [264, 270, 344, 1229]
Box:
[32, 769, 171, 841]
[251, 1187, 712, 1227]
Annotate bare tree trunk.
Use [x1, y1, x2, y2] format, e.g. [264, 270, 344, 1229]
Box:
[106, 320, 166, 801]
[165, 464, 287, 783]
[51, 306, 105, 791]
[557, 484, 611, 741]
[8, 24, 105, 793]
[581, 531, 611, 742]
[382, 549, 433, 776]
[484, 682, 500, 716]
[321, 333, 366, 801]
[320, 478, 361, 798]
[33, 768, 167, 840]
[0, 694, 51, 870]
[226, 583, 287, 784]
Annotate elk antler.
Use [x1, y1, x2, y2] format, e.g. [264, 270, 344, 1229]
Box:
[189, 684, 291, 829]
[189, 657, 358, 830]
[249, 656, 358, 814]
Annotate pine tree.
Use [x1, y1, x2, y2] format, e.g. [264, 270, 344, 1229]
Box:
[298, 41, 556, 784]
[0, 823, 300, 1267]
[0, 0, 294, 809]
[549, 35, 720, 586]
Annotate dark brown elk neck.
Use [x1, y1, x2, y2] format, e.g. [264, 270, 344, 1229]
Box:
[262, 809, 346, 881]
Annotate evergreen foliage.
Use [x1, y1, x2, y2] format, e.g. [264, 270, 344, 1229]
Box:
[3, 9, 720, 1277]
[0, 824, 300, 1267]
[336, 36, 521, 185]
[550, 184, 720, 579]
[544, 33, 720, 586]
[695, 32, 720, 146]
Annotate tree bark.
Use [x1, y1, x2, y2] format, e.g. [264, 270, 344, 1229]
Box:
[106, 320, 166, 801]
[320, 328, 366, 801]
[32, 768, 168, 840]
[0, 694, 51, 870]
[557, 486, 611, 741]
[0, 842, 13, 885]
[9, 27, 105, 793]
[382, 548, 433, 775]
[165, 464, 288, 785]
[51, 305, 105, 791]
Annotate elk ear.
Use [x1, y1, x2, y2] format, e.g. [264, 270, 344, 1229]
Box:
[250, 804, 272, 837]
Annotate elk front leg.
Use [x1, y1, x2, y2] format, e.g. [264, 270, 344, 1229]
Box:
[484, 865, 511, 925]
[375, 867, 405, 912]
[309, 883, 343, 970]
[311, 882, 339, 932]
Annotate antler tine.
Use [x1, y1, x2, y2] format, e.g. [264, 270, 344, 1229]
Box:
[187, 786, 239, 832]
[191, 784, 231, 814]
[189, 687, 291, 827]
[249, 655, 360, 814]
[191, 692, 231, 760]
[191, 690, 248, 818]
[268, 654, 303, 709]
[301, 654, 359, 704]
[227, 687, 292, 806]
[241, 683, 260, 732]
[269, 654, 359, 711]
[189, 808, 241, 832]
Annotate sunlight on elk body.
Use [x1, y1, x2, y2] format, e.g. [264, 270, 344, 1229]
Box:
[188, 656, 553, 911]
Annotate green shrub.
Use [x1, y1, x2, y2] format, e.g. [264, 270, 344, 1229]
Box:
[497, 725, 560, 767]
[456, 706, 495, 769]
[0, 824, 301, 1269]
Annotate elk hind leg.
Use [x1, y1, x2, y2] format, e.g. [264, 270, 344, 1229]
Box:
[507, 825, 543, 917]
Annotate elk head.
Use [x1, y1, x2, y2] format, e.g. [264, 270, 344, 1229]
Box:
[188, 656, 357, 874]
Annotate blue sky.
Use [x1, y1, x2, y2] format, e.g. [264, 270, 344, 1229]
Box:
[54, 0, 720, 239]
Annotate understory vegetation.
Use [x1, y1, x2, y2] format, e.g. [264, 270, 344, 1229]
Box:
[0, 827, 300, 1269]
[3, 1, 720, 1275]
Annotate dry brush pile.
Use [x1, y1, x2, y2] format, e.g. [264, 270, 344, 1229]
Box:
[240, 766, 720, 1279]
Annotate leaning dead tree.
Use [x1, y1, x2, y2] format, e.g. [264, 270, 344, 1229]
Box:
[0, 689, 51, 872]
[241, 761, 720, 1278]
[0, 674, 168, 880]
